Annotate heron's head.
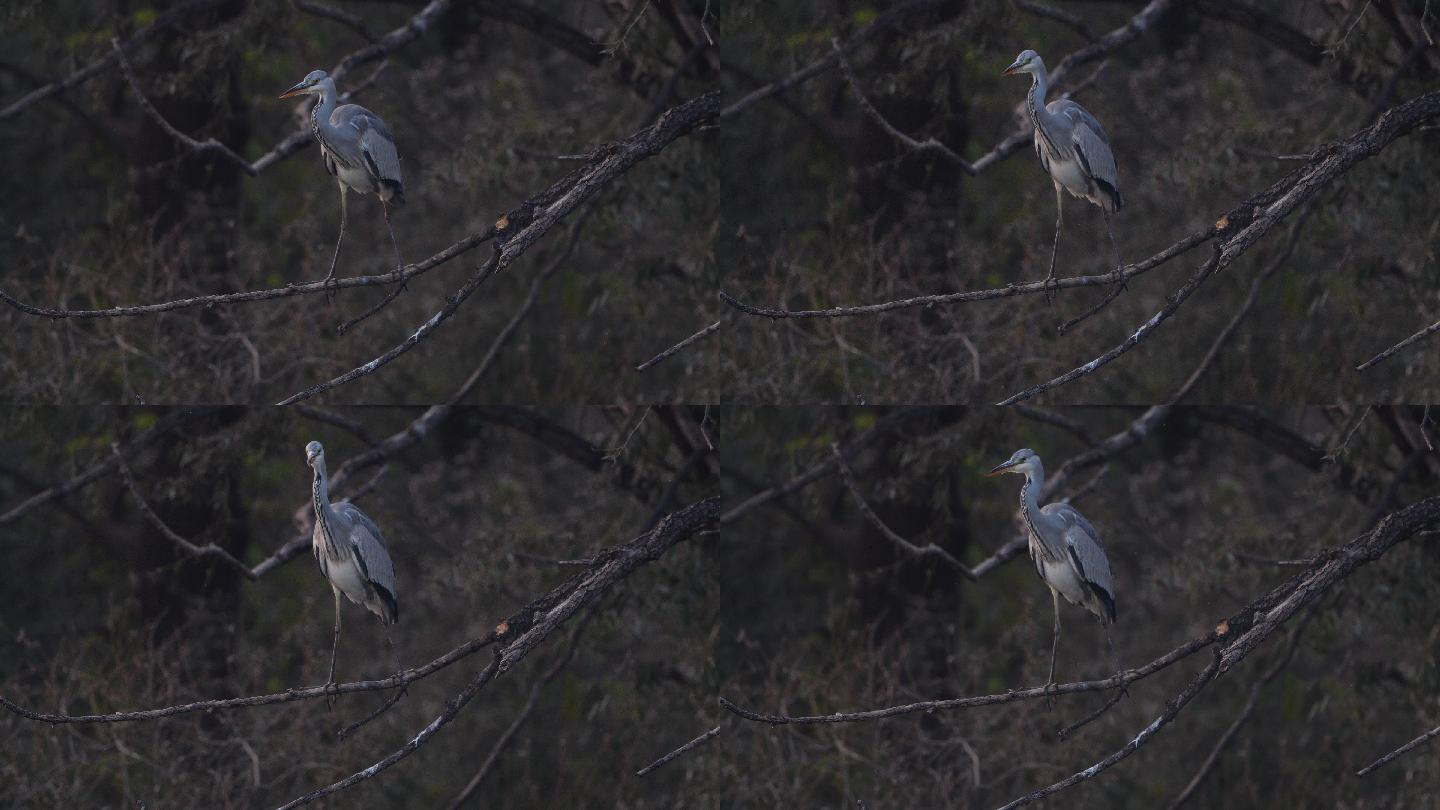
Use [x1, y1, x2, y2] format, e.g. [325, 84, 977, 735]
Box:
[1001, 50, 1043, 77]
[985, 447, 1040, 477]
[279, 70, 329, 99]
[305, 441, 325, 467]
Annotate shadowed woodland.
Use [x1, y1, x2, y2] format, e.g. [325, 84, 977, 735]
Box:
[3, 0, 1440, 808]
[1, 0, 720, 404]
[721, 0, 1440, 403]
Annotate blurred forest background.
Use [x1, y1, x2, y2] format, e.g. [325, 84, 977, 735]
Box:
[0, 0, 719, 403]
[718, 405, 1440, 807]
[721, 0, 1440, 403]
[0, 406, 720, 807]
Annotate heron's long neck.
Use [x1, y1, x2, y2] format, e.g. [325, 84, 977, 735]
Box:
[1018, 464, 1055, 556]
[309, 79, 339, 142]
[1026, 68, 1061, 153]
[311, 462, 340, 556]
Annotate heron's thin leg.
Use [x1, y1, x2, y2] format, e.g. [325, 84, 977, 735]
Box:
[1104, 624, 1127, 696]
[326, 587, 342, 710]
[1046, 589, 1062, 709]
[1102, 208, 1125, 290]
[382, 202, 407, 294]
[324, 182, 348, 301]
[385, 625, 407, 697]
[1045, 184, 1064, 303]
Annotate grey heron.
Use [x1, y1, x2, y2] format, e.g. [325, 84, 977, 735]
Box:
[986, 448, 1117, 697]
[279, 70, 405, 291]
[1003, 50, 1124, 298]
[305, 440, 398, 706]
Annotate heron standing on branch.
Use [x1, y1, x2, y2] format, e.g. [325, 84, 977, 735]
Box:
[280, 70, 405, 291]
[305, 441, 398, 706]
[1003, 50, 1124, 298]
[986, 448, 1117, 697]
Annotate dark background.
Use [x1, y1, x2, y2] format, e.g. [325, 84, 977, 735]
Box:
[0, 0, 720, 404]
[720, 0, 1439, 403]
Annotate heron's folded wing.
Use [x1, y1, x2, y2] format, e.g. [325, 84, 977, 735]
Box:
[1048, 503, 1115, 615]
[334, 501, 397, 600]
[354, 112, 403, 188]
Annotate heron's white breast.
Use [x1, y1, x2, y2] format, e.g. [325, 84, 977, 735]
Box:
[327, 553, 371, 606]
[1047, 155, 1091, 198]
[336, 163, 377, 196]
[1039, 554, 1088, 607]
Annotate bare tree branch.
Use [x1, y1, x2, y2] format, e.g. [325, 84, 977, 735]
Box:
[1357, 723, 1440, 777]
[1357, 317, 1440, 371]
[292, 0, 377, 42]
[445, 610, 592, 808]
[720, 0, 946, 121]
[831, 441, 1023, 578]
[110, 443, 257, 581]
[635, 320, 721, 372]
[1014, 0, 1098, 40]
[636, 725, 723, 777]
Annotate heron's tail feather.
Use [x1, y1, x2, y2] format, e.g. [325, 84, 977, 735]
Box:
[381, 180, 405, 207]
[374, 583, 399, 625]
[1096, 178, 1122, 213]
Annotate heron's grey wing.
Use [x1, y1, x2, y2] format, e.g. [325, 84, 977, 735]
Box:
[334, 501, 397, 609]
[335, 105, 403, 192]
[1043, 503, 1116, 621]
[1050, 100, 1121, 208]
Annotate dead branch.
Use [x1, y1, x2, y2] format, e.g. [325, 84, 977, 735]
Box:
[636, 320, 721, 372]
[1357, 723, 1440, 777]
[292, 0, 377, 42]
[831, 441, 1023, 579]
[110, 443, 257, 581]
[445, 610, 593, 808]
[636, 725, 723, 777]
[1014, 0, 1098, 40]
[1357, 317, 1440, 371]
[1168, 611, 1314, 809]
[720, 0, 946, 121]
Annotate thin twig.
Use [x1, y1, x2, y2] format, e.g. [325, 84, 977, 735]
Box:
[1357, 318, 1440, 371]
[636, 725, 722, 777]
[635, 320, 721, 372]
[446, 610, 593, 808]
[1357, 723, 1440, 777]
[111, 444, 257, 581]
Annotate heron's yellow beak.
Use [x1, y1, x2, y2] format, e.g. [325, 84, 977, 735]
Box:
[278, 84, 306, 99]
[985, 460, 1016, 476]
[1001, 63, 1022, 77]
